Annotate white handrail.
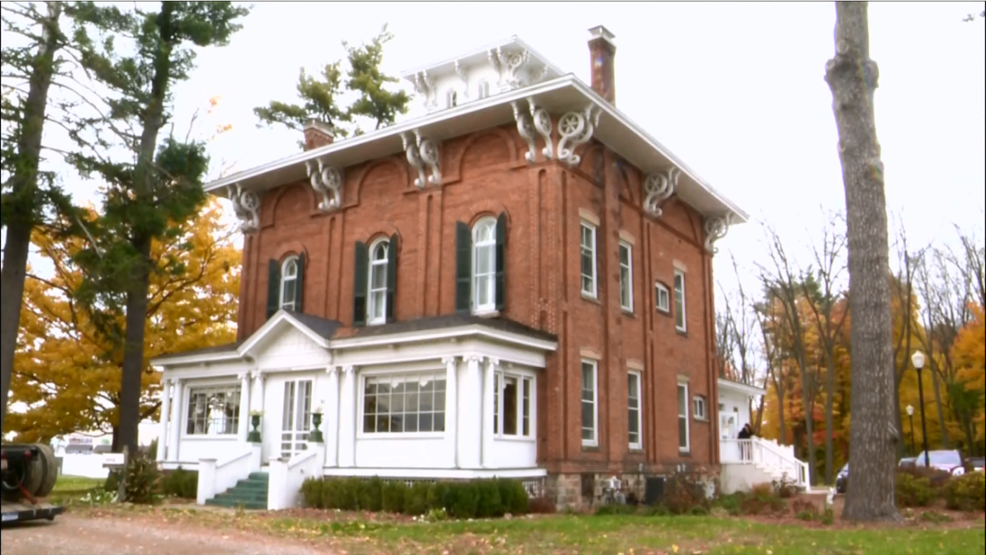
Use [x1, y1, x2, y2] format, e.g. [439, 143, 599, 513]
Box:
[217, 449, 252, 470]
[721, 437, 808, 487]
[286, 448, 318, 470]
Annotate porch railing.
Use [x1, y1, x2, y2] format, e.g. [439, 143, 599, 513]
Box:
[720, 437, 809, 487]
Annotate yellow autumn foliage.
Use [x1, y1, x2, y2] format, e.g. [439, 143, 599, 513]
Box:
[8, 199, 241, 442]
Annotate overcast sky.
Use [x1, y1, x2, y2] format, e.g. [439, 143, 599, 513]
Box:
[9, 1, 986, 305]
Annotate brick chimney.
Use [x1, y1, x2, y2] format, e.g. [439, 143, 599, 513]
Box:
[587, 25, 616, 105]
[304, 119, 335, 151]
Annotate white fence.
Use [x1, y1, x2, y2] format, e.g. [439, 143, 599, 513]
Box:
[57, 453, 110, 479]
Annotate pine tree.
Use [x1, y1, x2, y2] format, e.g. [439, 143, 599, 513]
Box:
[66, 1, 248, 456]
[254, 25, 409, 143]
[0, 1, 74, 435]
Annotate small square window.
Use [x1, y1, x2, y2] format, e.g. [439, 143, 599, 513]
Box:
[655, 282, 670, 313]
[693, 396, 707, 421]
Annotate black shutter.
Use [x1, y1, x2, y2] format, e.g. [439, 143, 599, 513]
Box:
[385, 234, 398, 323]
[353, 241, 369, 327]
[266, 259, 280, 320]
[495, 212, 507, 312]
[455, 221, 472, 314]
[294, 252, 305, 313]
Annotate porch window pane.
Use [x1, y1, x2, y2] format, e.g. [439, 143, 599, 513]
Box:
[361, 372, 446, 435]
[186, 384, 241, 436]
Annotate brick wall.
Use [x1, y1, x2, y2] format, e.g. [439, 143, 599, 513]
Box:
[235, 120, 719, 477]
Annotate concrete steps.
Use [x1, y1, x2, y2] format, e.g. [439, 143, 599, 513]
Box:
[205, 472, 268, 510]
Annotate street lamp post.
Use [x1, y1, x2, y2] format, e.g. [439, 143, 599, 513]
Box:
[906, 404, 915, 456]
[911, 351, 931, 468]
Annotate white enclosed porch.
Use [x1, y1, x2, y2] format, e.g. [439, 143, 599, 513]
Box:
[717, 378, 809, 494]
[151, 311, 557, 508]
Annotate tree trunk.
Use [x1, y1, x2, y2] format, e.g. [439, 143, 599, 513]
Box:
[0, 2, 63, 435]
[115, 2, 174, 456]
[797, 359, 818, 486]
[824, 352, 836, 485]
[825, 1, 900, 522]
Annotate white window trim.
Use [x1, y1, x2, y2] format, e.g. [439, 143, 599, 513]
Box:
[693, 395, 708, 421]
[628, 370, 643, 450]
[581, 358, 599, 447]
[367, 238, 390, 325]
[678, 382, 690, 452]
[472, 217, 498, 315]
[357, 371, 448, 439]
[655, 282, 671, 313]
[580, 221, 597, 299]
[619, 241, 633, 313]
[674, 269, 687, 332]
[280, 256, 299, 312]
[184, 384, 242, 437]
[493, 370, 536, 441]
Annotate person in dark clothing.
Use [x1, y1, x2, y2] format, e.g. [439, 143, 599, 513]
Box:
[738, 424, 752, 440]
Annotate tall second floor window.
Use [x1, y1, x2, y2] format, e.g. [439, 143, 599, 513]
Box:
[353, 235, 398, 327]
[674, 269, 687, 332]
[280, 256, 299, 311]
[580, 222, 597, 298]
[619, 242, 633, 312]
[266, 253, 305, 319]
[472, 218, 497, 313]
[367, 239, 390, 325]
[455, 213, 507, 315]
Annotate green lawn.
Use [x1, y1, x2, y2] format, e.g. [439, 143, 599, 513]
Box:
[52, 475, 104, 493]
[89, 505, 986, 555]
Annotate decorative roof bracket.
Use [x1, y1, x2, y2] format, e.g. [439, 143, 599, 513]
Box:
[226, 183, 260, 234]
[305, 158, 343, 212]
[704, 213, 734, 254]
[454, 60, 470, 100]
[412, 71, 437, 111]
[489, 47, 532, 92]
[643, 167, 679, 218]
[512, 98, 554, 163]
[557, 104, 602, 167]
[402, 130, 442, 189]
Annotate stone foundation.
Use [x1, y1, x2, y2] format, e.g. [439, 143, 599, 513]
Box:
[545, 469, 721, 512]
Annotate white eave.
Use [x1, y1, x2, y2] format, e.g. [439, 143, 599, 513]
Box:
[204, 74, 748, 223]
[718, 378, 766, 398]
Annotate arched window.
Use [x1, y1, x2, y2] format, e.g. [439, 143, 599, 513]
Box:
[367, 238, 390, 325]
[280, 256, 299, 312]
[472, 218, 497, 313]
[447, 89, 458, 108]
[477, 79, 490, 100]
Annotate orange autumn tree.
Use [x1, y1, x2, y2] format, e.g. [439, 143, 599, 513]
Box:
[8, 199, 240, 444]
[951, 303, 985, 449]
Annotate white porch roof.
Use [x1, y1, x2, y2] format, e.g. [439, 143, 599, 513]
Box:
[718, 378, 765, 398]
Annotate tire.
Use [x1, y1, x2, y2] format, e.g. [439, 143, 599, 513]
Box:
[29, 443, 59, 498]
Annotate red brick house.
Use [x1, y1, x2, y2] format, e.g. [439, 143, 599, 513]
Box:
[152, 26, 772, 510]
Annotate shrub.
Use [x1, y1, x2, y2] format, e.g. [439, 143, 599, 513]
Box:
[663, 474, 710, 515]
[792, 499, 819, 521]
[301, 477, 324, 509]
[446, 482, 480, 519]
[103, 472, 120, 494]
[359, 477, 384, 512]
[713, 493, 743, 516]
[381, 481, 407, 514]
[773, 477, 798, 499]
[821, 507, 835, 525]
[898, 466, 951, 489]
[123, 451, 160, 504]
[528, 496, 557, 514]
[919, 510, 954, 524]
[895, 472, 936, 508]
[161, 467, 198, 499]
[475, 479, 503, 518]
[941, 472, 985, 512]
[739, 483, 785, 516]
[497, 479, 530, 515]
[643, 504, 671, 517]
[404, 481, 432, 516]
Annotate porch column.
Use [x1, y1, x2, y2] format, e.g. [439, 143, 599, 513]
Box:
[168, 379, 183, 463]
[338, 365, 357, 468]
[461, 355, 483, 469]
[237, 372, 251, 442]
[324, 366, 340, 467]
[482, 357, 498, 468]
[442, 357, 459, 468]
[156, 379, 171, 463]
[251, 371, 266, 461]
